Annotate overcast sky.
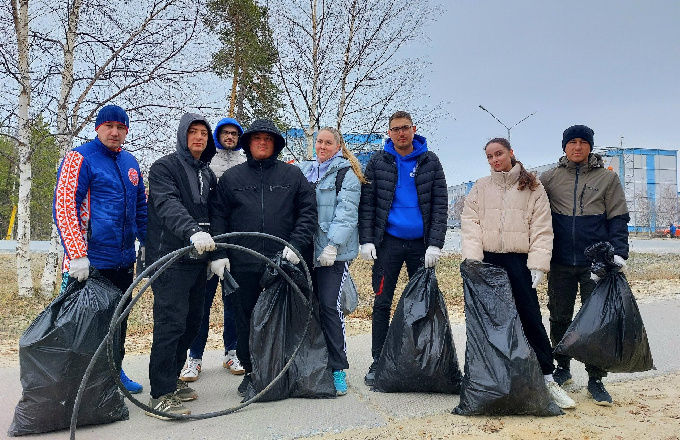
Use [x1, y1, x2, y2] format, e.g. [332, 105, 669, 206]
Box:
[412, 1, 680, 186]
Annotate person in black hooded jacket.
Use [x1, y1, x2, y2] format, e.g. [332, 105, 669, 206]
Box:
[145, 113, 218, 418]
[209, 119, 317, 397]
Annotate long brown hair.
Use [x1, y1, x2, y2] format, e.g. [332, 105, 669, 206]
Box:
[484, 137, 538, 191]
[319, 127, 368, 184]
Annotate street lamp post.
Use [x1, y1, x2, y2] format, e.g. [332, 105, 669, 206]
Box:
[478, 105, 537, 141]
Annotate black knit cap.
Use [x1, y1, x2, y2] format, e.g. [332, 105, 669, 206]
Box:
[238, 119, 286, 157]
[562, 125, 594, 151]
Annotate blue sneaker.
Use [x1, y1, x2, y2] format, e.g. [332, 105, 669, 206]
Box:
[333, 370, 347, 396]
[120, 369, 143, 394]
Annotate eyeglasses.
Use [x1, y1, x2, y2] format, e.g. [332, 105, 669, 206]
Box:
[221, 130, 240, 137]
[389, 125, 413, 133]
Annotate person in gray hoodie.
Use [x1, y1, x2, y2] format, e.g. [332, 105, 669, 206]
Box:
[180, 117, 246, 382]
[145, 113, 217, 418]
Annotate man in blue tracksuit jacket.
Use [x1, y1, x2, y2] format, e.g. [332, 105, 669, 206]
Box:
[53, 104, 147, 393]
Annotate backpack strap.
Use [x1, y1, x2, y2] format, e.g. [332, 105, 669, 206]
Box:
[335, 166, 350, 195]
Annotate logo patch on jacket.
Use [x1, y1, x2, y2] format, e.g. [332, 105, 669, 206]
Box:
[128, 168, 139, 186]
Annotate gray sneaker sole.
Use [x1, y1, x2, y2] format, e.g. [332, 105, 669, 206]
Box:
[144, 409, 191, 420]
[590, 396, 613, 406]
[588, 390, 613, 406]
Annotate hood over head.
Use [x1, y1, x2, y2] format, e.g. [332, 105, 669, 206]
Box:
[176, 112, 216, 163]
[213, 117, 244, 151]
[238, 119, 286, 160]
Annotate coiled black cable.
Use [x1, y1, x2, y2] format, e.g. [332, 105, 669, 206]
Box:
[69, 232, 313, 439]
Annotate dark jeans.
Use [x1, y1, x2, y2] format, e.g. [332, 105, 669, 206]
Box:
[149, 262, 207, 398]
[371, 233, 426, 360]
[188, 275, 238, 359]
[62, 265, 134, 366]
[547, 263, 607, 378]
[483, 252, 554, 375]
[230, 271, 264, 374]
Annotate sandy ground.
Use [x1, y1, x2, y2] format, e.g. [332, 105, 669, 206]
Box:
[309, 372, 680, 440]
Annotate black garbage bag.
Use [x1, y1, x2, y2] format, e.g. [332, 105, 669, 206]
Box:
[8, 270, 129, 436]
[372, 266, 462, 393]
[454, 260, 562, 416]
[554, 242, 655, 373]
[244, 255, 336, 401]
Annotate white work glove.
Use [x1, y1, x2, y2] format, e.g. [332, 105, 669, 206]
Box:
[613, 254, 627, 271]
[210, 258, 230, 280]
[424, 246, 442, 268]
[360, 243, 377, 260]
[530, 269, 545, 289]
[190, 231, 215, 254]
[282, 246, 300, 264]
[69, 256, 90, 282]
[317, 245, 337, 267]
[590, 272, 600, 282]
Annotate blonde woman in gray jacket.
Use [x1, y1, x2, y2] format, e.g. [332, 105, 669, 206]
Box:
[461, 137, 575, 410]
[299, 127, 366, 396]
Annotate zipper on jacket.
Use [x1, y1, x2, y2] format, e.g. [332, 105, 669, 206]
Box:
[259, 162, 265, 251]
[115, 155, 127, 270]
[499, 172, 507, 252]
[571, 165, 580, 265]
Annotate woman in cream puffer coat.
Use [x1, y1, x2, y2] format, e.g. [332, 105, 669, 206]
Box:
[461, 138, 576, 409]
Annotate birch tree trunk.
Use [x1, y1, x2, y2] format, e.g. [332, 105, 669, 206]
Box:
[305, 0, 319, 160]
[13, 0, 33, 297]
[40, 0, 82, 297]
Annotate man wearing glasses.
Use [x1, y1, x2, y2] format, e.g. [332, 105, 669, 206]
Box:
[180, 118, 246, 384]
[359, 110, 448, 386]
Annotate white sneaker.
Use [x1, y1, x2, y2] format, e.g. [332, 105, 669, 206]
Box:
[180, 357, 202, 382]
[223, 350, 245, 375]
[547, 380, 576, 409]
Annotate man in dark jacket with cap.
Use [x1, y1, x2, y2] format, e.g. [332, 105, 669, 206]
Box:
[210, 119, 317, 397]
[540, 124, 630, 407]
[145, 113, 218, 418]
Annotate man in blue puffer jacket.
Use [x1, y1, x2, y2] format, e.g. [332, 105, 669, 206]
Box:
[358, 110, 448, 386]
[54, 104, 147, 393]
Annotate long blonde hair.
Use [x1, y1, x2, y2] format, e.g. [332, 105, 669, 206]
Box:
[319, 127, 368, 184]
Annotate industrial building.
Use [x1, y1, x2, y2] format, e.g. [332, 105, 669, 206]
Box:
[282, 128, 383, 167]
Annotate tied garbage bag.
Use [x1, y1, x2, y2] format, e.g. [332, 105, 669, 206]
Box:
[373, 266, 462, 393]
[554, 242, 654, 373]
[8, 270, 128, 436]
[244, 254, 336, 401]
[454, 260, 562, 416]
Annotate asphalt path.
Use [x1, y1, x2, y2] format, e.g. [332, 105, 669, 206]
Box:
[441, 230, 680, 254]
[2, 296, 679, 439]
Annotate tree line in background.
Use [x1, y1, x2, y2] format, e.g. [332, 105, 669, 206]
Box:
[0, 116, 58, 241]
[0, 0, 438, 296]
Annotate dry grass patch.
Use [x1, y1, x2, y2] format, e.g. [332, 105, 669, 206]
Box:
[1, 251, 678, 360]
